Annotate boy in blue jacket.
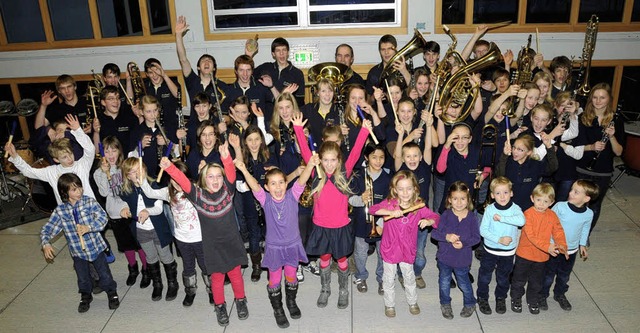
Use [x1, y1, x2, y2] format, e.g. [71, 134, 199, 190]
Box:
[477, 177, 526, 315]
[539, 179, 598, 311]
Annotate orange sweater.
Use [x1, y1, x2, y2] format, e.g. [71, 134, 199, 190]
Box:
[516, 207, 567, 263]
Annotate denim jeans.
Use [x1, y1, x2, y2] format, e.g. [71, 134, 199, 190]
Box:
[576, 172, 611, 236]
[353, 237, 383, 282]
[540, 252, 577, 298]
[241, 191, 262, 254]
[175, 239, 207, 277]
[413, 227, 429, 276]
[438, 261, 476, 307]
[476, 251, 515, 300]
[73, 252, 117, 294]
[432, 175, 445, 215]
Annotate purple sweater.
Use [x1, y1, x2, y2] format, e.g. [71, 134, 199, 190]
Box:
[432, 209, 481, 268]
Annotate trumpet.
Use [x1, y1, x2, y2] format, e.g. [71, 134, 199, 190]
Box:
[128, 62, 146, 104]
[364, 165, 381, 239]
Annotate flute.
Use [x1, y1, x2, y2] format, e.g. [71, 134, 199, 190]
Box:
[383, 202, 426, 221]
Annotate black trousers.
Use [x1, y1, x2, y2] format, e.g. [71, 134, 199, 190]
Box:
[510, 255, 546, 305]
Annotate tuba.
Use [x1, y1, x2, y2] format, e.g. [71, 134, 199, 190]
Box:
[438, 42, 503, 124]
[575, 15, 599, 97]
[379, 29, 428, 88]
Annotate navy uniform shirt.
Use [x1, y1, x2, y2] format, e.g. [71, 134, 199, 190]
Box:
[97, 106, 139, 153]
[574, 114, 625, 174]
[221, 78, 273, 125]
[399, 160, 432, 206]
[254, 61, 305, 107]
[46, 99, 89, 128]
[301, 102, 341, 146]
[183, 70, 230, 117]
[145, 79, 181, 143]
[365, 63, 384, 95]
[350, 167, 392, 238]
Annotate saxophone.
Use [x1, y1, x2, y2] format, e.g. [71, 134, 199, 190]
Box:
[575, 15, 599, 97]
[337, 103, 350, 152]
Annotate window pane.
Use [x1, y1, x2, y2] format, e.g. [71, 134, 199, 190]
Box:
[620, 67, 640, 120]
[214, 0, 296, 10]
[0, 0, 46, 43]
[632, 0, 640, 21]
[147, 0, 171, 35]
[310, 9, 395, 24]
[580, 67, 615, 94]
[578, 0, 624, 22]
[526, 0, 571, 23]
[442, 0, 466, 24]
[473, 0, 518, 24]
[215, 12, 298, 29]
[309, 0, 393, 4]
[97, 0, 142, 38]
[48, 0, 93, 40]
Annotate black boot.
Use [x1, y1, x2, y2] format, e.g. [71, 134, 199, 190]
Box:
[250, 252, 262, 282]
[182, 274, 197, 307]
[285, 282, 301, 319]
[268, 286, 289, 328]
[107, 290, 120, 310]
[139, 266, 151, 289]
[202, 273, 214, 304]
[215, 302, 229, 327]
[317, 266, 331, 308]
[126, 263, 139, 286]
[78, 293, 92, 313]
[337, 268, 350, 309]
[164, 261, 179, 301]
[147, 262, 163, 301]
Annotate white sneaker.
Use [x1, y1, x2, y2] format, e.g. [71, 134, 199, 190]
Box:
[304, 261, 321, 276]
[297, 264, 305, 283]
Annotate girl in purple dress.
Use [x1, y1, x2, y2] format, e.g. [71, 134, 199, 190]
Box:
[234, 154, 317, 329]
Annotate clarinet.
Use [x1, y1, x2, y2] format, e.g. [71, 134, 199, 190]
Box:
[337, 103, 351, 152]
[176, 91, 187, 161]
[586, 105, 619, 170]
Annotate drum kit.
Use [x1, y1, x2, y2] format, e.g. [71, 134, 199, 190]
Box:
[1, 99, 56, 215]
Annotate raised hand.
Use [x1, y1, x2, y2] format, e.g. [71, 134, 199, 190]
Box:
[219, 139, 230, 159]
[65, 114, 80, 130]
[259, 75, 273, 89]
[291, 113, 306, 127]
[41, 90, 57, 106]
[251, 102, 264, 118]
[175, 15, 189, 35]
[283, 83, 299, 94]
[159, 156, 172, 170]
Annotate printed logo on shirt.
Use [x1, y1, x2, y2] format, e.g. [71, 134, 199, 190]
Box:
[117, 126, 130, 132]
[523, 178, 533, 183]
[249, 98, 260, 105]
[161, 93, 171, 99]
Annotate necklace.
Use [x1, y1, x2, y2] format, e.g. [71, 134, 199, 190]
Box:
[273, 199, 286, 220]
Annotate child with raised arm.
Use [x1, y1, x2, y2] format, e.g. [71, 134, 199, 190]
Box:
[291, 112, 370, 310]
[160, 141, 248, 327]
[369, 171, 439, 318]
[539, 179, 598, 312]
[41, 173, 119, 313]
[476, 177, 525, 316]
[432, 182, 481, 320]
[235, 154, 316, 328]
[510, 183, 568, 315]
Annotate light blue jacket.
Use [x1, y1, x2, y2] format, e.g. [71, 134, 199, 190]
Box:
[480, 202, 525, 254]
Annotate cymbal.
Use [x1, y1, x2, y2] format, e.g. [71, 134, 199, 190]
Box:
[0, 101, 15, 115]
[16, 99, 38, 117]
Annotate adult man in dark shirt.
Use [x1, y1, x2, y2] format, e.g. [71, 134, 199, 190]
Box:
[334, 43, 366, 88]
[222, 55, 273, 124]
[254, 37, 305, 107]
[35, 75, 90, 133]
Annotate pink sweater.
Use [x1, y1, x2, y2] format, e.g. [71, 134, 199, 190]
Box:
[294, 124, 369, 228]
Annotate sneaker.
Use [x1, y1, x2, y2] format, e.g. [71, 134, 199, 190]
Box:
[398, 276, 405, 290]
[415, 276, 426, 289]
[528, 303, 540, 315]
[215, 302, 230, 326]
[304, 261, 321, 276]
[460, 305, 476, 318]
[296, 265, 305, 283]
[107, 292, 120, 310]
[511, 298, 522, 313]
[385, 306, 396, 318]
[354, 278, 368, 293]
[554, 294, 572, 311]
[78, 293, 92, 313]
[495, 298, 507, 314]
[478, 298, 492, 315]
[441, 304, 454, 320]
[105, 250, 116, 264]
[378, 282, 384, 296]
[235, 297, 249, 320]
[409, 303, 421, 315]
[539, 298, 548, 311]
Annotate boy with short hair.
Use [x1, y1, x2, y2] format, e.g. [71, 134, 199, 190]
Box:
[539, 179, 598, 311]
[510, 183, 568, 315]
[41, 173, 119, 313]
[549, 56, 573, 99]
[477, 177, 525, 315]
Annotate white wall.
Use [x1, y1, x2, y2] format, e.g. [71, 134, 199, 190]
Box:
[1, 0, 639, 79]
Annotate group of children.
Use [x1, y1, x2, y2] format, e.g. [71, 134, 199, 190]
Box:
[3, 22, 623, 329]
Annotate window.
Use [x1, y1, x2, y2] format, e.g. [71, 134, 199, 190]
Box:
[619, 66, 640, 120]
[206, 0, 402, 36]
[0, 0, 176, 51]
[436, 0, 640, 33]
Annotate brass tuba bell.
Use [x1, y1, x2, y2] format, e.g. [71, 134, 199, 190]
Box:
[438, 42, 503, 125]
[379, 29, 428, 88]
[307, 62, 353, 86]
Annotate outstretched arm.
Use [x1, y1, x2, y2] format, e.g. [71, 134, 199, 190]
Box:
[175, 15, 193, 78]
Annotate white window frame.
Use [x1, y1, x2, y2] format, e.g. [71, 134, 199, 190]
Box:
[208, 0, 402, 32]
